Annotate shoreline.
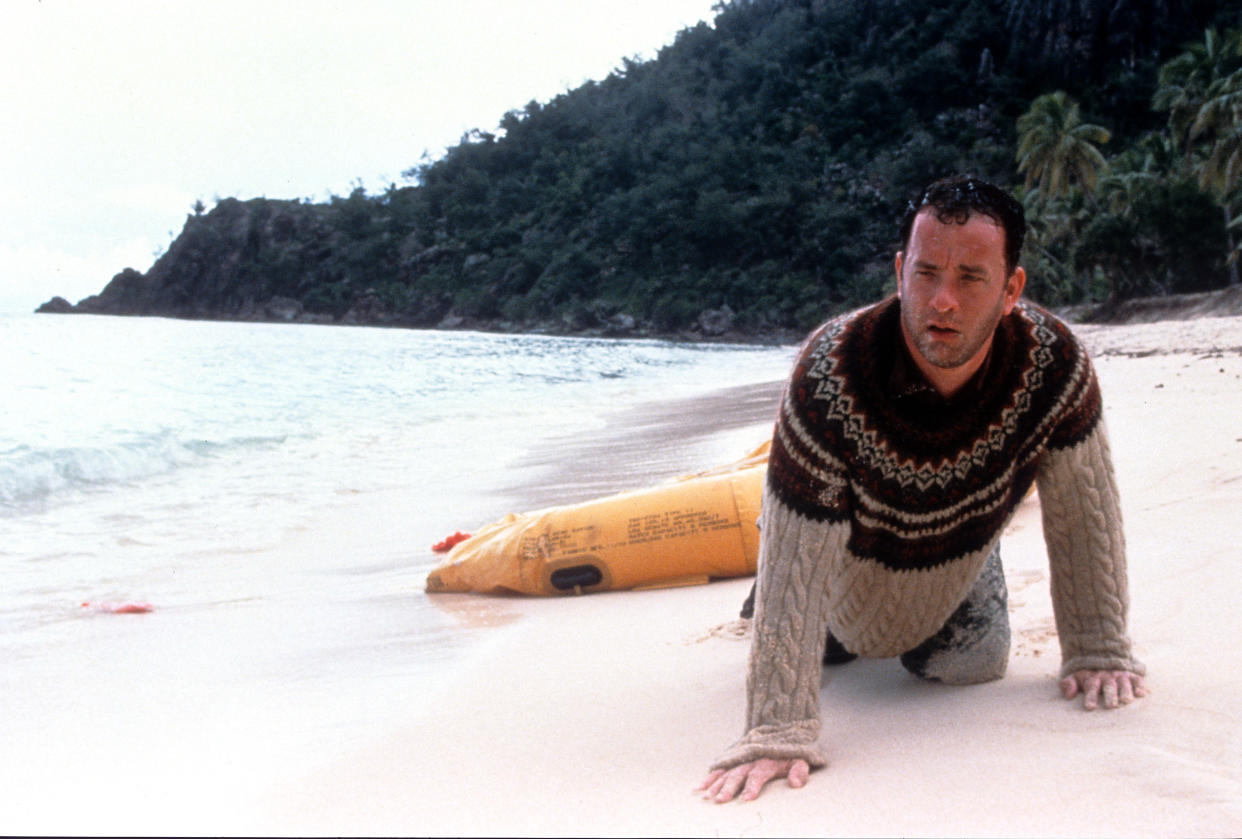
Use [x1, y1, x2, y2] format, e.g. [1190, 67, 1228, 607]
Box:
[34, 282, 1242, 347]
[500, 379, 785, 510]
[28, 306, 805, 348]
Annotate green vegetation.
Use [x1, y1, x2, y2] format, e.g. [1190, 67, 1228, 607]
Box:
[121, 0, 1242, 336]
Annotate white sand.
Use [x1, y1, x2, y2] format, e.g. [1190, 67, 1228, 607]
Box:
[86, 316, 1242, 835]
[7, 316, 1232, 839]
[257, 314, 1242, 836]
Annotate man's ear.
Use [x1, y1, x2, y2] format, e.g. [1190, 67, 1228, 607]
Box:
[894, 251, 905, 298]
[1003, 266, 1026, 314]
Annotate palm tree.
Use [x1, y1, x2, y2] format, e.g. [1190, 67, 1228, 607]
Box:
[1016, 91, 1111, 204]
[1095, 134, 1176, 217]
[1155, 28, 1242, 285]
[1190, 66, 1242, 284]
[1097, 170, 1153, 218]
[1018, 193, 1081, 303]
[1191, 69, 1242, 191]
[1153, 28, 1242, 158]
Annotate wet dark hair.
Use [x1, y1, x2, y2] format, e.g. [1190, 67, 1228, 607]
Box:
[899, 175, 1026, 275]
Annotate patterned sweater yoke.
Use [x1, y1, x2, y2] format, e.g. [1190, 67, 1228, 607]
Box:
[712, 297, 1143, 773]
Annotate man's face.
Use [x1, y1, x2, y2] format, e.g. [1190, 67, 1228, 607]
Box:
[895, 209, 1025, 377]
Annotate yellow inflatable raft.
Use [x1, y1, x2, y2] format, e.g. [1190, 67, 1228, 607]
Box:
[425, 442, 768, 596]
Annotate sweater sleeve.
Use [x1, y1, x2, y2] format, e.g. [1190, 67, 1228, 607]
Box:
[1036, 416, 1145, 678]
[710, 489, 844, 771]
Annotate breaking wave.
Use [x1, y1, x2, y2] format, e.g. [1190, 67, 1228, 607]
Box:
[0, 432, 287, 512]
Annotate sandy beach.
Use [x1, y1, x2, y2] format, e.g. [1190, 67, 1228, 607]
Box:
[259, 313, 1242, 837]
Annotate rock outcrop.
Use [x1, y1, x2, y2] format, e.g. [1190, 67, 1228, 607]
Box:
[33, 195, 779, 342]
[35, 296, 75, 314]
[40, 198, 341, 323]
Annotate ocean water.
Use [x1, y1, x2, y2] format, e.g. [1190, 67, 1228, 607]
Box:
[0, 312, 791, 827]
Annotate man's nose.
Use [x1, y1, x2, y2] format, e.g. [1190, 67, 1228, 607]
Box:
[930, 279, 959, 313]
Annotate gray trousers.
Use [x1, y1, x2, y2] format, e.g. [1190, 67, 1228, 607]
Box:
[742, 544, 1011, 685]
[896, 545, 1010, 684]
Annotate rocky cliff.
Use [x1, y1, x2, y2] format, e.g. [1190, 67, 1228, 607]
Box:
[41, 198, 419, 328]
[38, 195, 756, 340]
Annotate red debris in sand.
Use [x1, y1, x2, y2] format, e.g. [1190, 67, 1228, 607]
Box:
[81, 601, 154, 614]
[431, 531, 472, 553]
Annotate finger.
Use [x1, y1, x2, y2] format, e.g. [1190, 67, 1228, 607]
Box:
[1117, 672, 1136, 705]
[739, 760, 781, 801]
[1100, 673, 1120, 709]
[1059, 675, 1079, 700]
[702, 769, 729, 800]
[1119, 672, 1151, 703]
[1082, 672, 1103, 711]
[715, 765, 751, 803]
[696, 769, 724, 793]
[787, 759, 810, 789]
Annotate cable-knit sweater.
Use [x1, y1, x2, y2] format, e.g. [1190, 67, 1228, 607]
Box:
[712, 296, 1143, 771]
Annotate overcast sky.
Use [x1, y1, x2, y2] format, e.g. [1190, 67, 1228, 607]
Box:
[0, 0, 719, 313]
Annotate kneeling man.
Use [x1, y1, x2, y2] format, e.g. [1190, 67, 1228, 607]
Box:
[701, 176, 1147, 803]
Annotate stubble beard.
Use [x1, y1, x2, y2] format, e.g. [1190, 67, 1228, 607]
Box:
[901, 297, 1006, 371]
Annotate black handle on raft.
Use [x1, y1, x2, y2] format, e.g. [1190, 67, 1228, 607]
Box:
[549, 564, 603, 591]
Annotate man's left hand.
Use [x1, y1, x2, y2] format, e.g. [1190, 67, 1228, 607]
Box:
[1060, 669, 1148, 710]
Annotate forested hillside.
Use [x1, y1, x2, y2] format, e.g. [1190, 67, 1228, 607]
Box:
[46, 0, 1242, 339]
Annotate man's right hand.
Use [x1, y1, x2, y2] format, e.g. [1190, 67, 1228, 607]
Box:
[697, 758, 811, 803]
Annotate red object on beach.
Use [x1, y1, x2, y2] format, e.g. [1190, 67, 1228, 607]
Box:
[81, 601, 154, 614]
[431, 531, 472, 553]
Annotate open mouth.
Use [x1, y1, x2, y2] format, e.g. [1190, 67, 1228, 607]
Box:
[928, 324, 958, 337]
